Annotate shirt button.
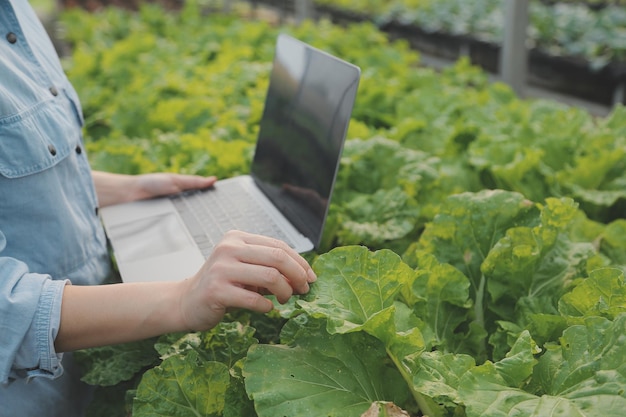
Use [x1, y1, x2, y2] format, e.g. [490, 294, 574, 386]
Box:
[6, 32, 17, 44]
[49, 86, 59, 96]
[48, 144, 57, 156]
[75, 145, 82, 154]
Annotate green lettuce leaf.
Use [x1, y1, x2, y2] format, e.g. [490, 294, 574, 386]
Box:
[483, 197, 595, 310]
[336, 187, 420, 248]
[224, 360, 256, 417]
[409, 350, 476, 409]
[403, 252, 473, 353]
[299, 246, 429, 363]
[132, 357, 230, 417]
[243, 325, 411, 417]
[336, 137, 431, 196]
[155, 321, 258, 368]
[75, 338, 159, 386]
[518, 312, 568, 353]
[556, 131, 626, 209]
[414, 190, 539, 358]
[530, 315, 626, 415]
[461, 317, 626, 417]
[599, 219, 626, 265]
[458, 331, 540, 417]
[558, 267, 626, 320]
[299, 246, 415, 334]
[133, 322, 258, 416]
[416, 190, 538, 293]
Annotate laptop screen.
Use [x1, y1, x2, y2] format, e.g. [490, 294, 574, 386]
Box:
[250, 34, 360, 248]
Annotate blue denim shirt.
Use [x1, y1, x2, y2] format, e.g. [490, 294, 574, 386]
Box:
[0, 1, 111, 415]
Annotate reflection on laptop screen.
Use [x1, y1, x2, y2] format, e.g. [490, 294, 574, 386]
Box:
[250, 34, 360, 247]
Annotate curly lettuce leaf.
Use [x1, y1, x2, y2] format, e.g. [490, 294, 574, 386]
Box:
[458, 331, 540, 417]
[336, 187, 420, 248]
[558, 267, 626, 320]
[155, 321, 257, 368]
[530, 315, 626, 416]
[413, 190, 540, 358]
[496, 267, 626, 356]
[75, 338, 159, 387]
[483, 197, 595, 309]
[401, 252, 473, 353]
[460, 317, 626, 417]
[132, 357, 230, 417]
[556, 131, 626, 209]
[416, 190, 538, 292]
[132, 322, 257, 416]
[599, 219, 626, 265]
[336, 137, 431, 196]
[515, 311, 568, 354]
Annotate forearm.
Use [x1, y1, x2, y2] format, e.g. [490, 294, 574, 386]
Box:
[54, 230, 316, 353]
[91, 171, 140, 207]
[55, 280, 190, 352]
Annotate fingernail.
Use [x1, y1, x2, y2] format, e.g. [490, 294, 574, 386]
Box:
[307, 269, 317, 283]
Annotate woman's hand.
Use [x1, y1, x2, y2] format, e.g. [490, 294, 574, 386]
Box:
[57, 173, 316, 352]
[56, 230, 316, 352]
[93, 171, 217, 207]
[132, 173, 217, 200]
[177, 230, 317, 332]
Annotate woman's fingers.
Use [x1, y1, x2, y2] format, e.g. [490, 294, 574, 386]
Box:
[238, 232, 317, 283]
[214, 231, 314, 296]
[207, 258, 299, 304]
[182, 230, 316, 331]
[215, 284, 275, 314]
[135, 173, 217, 200]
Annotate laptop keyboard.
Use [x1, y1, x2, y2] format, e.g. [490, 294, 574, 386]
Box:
[170, 182, 293, 257]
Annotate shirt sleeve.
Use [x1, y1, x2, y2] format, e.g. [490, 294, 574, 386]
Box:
[0, 230, 68, 385]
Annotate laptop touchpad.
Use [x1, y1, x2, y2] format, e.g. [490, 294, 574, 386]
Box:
[107, 212, 195, 262]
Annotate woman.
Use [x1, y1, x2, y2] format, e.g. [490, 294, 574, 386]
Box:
[0, 1, 316, 415]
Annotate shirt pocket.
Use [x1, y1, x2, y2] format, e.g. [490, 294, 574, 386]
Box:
[63, 84, 85, 127]
[0, 93, 80, 179]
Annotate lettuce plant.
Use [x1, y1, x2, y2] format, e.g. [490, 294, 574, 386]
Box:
[60, 4, 626, 416]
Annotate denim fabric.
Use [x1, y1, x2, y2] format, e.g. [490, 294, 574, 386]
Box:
[0, 0, 111, 415]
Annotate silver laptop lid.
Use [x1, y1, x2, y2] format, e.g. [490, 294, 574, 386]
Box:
[250, 34, 361, 248]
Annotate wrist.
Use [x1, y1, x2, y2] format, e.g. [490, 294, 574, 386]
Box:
[172, 277, 197, 333]
[93, 171, 142, 207]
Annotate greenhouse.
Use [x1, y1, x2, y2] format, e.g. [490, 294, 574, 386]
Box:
[3, 0, 626, 416]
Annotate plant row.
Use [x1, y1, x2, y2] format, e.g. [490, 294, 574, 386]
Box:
[60, 2, 626, 416]
[305, 0, 626, 69]
[539, 0, 626, 9]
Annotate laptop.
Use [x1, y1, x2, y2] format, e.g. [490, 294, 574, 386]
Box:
[99, 34, 361, 283]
